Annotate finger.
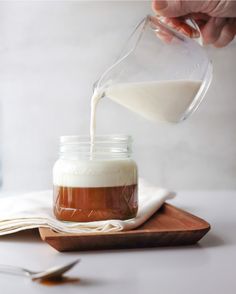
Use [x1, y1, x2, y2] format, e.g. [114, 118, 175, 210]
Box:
[161, 17, 200, 38]
[213, 20, 236, 47]
[200, 17, 228, 44]
[187, 12, 210, 35]
[155, 31, 173, 44]
[191, 12, 210, 22]
[152, 0, 193, 17]
[150, 16, 175, 43]
[194, 19, 208, 30]
[191, 12, 210, 29]
[152, 0, 236, 18]
[202, 1, 236, 18]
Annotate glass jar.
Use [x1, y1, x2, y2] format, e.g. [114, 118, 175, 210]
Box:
[53, 135, 138, 222]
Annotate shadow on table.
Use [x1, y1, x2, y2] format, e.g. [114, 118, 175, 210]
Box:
[36, 276, 106, 287]
[198, 232, 225, 248]
[0, 229, 41, 243]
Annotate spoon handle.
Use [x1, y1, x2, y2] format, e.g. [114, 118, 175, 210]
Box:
[0, 264, 31, 277]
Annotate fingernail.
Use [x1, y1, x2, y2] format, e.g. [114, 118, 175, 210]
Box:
[153, 0, 168, 12]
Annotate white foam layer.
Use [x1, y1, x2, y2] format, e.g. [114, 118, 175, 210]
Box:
[53, 158, 138, 188]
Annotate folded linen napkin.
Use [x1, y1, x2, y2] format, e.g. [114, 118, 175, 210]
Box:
[0, 179, 175, 236]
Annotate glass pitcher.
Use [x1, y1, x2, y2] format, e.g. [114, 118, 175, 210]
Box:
[94, 15, 212, 123]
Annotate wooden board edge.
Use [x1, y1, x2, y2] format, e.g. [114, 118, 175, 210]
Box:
[39, 226, 210, 252]
[38, 203, 211, 252]
[39, 223, 211, 240]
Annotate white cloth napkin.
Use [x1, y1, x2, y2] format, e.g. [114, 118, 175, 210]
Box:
[0, 179, 175, 235]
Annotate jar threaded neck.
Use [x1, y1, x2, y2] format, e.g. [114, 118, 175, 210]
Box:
[59, 135, 132, 160]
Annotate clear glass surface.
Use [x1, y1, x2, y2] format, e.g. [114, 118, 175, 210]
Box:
[95, 15, 212, 122]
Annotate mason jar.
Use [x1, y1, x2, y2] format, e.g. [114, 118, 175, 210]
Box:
[53, 135, 138, 222]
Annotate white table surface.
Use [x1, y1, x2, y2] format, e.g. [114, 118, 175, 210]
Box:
[0, 190, 235, 294]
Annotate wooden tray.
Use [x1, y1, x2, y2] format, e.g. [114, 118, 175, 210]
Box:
[39, 203, 210, 252]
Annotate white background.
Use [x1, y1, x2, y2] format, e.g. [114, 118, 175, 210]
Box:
[0, 0, 236, 191]
[0, 3, 235, 292]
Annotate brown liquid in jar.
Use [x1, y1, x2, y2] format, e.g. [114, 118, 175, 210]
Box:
[53, 184, 138, 222]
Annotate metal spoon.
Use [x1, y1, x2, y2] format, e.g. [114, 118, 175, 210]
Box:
[0, 259, 80, 280]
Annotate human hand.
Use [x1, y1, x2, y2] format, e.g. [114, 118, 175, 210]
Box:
[152, 0, 236, 47]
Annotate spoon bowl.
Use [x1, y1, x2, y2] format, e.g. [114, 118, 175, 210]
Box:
[0, 259, 80, 281]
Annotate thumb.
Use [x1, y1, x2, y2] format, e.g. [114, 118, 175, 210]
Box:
[152, 0, 195, 17]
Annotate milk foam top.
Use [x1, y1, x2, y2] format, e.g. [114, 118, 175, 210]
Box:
[53, 158, 138, 188]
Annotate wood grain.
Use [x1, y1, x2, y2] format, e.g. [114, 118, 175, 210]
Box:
[39, 203, 210, 252]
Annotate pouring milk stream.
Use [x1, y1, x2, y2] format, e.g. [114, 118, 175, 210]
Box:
[90, 79, 201, 154]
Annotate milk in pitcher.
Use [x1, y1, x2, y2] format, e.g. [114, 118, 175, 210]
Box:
[105, 80, 201, 123]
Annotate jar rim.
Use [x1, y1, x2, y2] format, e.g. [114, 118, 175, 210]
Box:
[60, 134, 132, 145]
[59, 134, 133, 159]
